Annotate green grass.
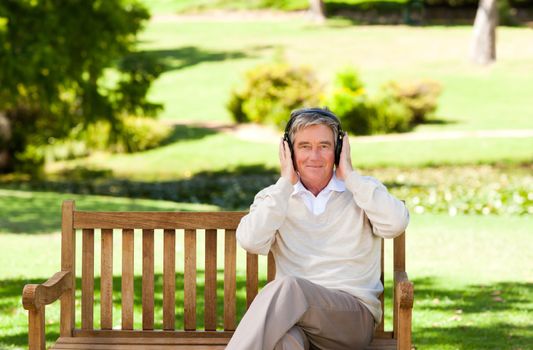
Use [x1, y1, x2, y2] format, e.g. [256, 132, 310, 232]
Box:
[138, 20, 533, 132]
[0, 190, 531, 349]
[49, 130, 533, 179]
[138, 0, 410, 15]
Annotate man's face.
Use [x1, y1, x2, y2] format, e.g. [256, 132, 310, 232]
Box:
[293, 124, 335, 190]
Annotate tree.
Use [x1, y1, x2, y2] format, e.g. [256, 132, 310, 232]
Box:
[0, 0, 160, 174]
[309, 0, 326, 22]
[470, 0, 499, 65]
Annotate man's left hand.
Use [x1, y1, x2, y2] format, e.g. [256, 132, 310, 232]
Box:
[336, 132, 354, 181]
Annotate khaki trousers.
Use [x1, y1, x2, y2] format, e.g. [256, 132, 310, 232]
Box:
[225, 276, 374, 350]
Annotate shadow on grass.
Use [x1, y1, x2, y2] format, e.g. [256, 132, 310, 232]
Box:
[127, 45, 265, 73]
[161, 124, 219, 145]
[411, 277, 533, 349]
[0, 164, 279, 234]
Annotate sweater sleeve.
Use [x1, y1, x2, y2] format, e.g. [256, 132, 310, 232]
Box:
[236, 177, 294, 255]
[345, 171, 409, 239]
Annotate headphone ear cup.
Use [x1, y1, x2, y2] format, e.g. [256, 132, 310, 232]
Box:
[335, 134, 343, 165]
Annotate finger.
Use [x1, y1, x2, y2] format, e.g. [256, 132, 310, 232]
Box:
[283, 140, 291, 158]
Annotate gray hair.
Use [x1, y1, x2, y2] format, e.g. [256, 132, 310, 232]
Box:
[288, 110, 340, 146]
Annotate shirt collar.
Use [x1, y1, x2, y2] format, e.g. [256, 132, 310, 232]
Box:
[292, 172, 346, 197]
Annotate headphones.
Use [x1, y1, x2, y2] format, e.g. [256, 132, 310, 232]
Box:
[283, 107, 344, 166]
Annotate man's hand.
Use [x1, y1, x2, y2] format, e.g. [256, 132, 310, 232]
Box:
[336, 132, 354, 181]
[279, 138, 298, 185]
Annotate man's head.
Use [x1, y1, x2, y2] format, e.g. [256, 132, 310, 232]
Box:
[284, 108, 344, 192]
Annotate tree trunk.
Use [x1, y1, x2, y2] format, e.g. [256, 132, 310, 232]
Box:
[0, 112, 12, 172]
[470, 0, 498, 65]
[309, 0, 326, 22]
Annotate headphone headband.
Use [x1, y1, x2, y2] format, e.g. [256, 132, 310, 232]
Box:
[285, 107, 343, 136]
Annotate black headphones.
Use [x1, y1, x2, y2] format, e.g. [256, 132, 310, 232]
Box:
[283, 107, 344, 166]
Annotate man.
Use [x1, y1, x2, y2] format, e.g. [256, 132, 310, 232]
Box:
[226, 108, 409, 350]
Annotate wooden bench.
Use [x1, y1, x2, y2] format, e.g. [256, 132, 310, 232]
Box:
[22, 200, 414, 350]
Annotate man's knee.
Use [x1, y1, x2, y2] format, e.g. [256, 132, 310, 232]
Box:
[274, 326, 309, 350]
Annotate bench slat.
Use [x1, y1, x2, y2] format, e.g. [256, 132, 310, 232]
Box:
[81, 229, 94, 330]
[267, 251, 276, 283]
[143, 229, 155, 330]
[204, 229, 217, 331]
[377, 239, 385, 333]
[122, 229, 134, 330]
[60, 200, 76, 337]
[101, 229, 113, 330]
[184, 229, 197, 331]
[223, 230, 236, 331]
[246, 253, 258, 309]
[74, 212, 244, 230]
[163, 229, 176, 330]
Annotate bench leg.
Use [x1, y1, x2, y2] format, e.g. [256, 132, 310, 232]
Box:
[28, 306, 45, 350]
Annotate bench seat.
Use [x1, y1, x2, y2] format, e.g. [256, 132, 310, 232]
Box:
[50, 336, 397, 350]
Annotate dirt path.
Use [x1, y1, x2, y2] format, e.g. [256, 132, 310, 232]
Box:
[166, 120, 533, 144]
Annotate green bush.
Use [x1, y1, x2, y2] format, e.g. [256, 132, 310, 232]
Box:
[380, 79, 442, 123]
[325, 67, 413, 134]
[114, 116, 172, 153]
[325, 68, 440, 134]
[227, 62, 323, 128]
[370, 92, 413, 133]
[46, 116, 172, 162]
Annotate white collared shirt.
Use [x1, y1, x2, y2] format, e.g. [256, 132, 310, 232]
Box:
[292, 172, 346, 215]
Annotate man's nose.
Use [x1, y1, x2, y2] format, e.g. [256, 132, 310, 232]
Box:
[310, 148, 321, 159]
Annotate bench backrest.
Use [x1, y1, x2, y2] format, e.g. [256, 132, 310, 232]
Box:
[59, 200, 406, 339]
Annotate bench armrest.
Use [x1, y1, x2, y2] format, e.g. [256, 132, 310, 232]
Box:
[394, 270, 414, 350]
[22, 271, 72, 311]
[394, 271, 414, 309]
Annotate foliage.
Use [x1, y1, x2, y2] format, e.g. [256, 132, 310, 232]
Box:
[227, 62, 323, 128]
[0, 0, 162, 174]
[369, 91, 413, 133]
[324, 69, 373, 134]
[325, 68, 438, 134]
[379, 79, 442, 124]
[45, 116, 172, 162]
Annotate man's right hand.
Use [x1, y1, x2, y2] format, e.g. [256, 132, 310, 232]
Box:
[279, 138, 298, 185]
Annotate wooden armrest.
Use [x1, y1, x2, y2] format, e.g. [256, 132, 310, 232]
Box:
[22, 271, 72, 311]
[394, 271, 414, 309]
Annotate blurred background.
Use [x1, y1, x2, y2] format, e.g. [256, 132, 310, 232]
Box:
[0, 0, 531, 349]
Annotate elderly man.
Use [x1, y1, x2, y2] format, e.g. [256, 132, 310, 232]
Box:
[226, 107, 409, 350]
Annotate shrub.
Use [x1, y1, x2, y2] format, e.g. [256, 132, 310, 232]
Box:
[227, 62, 323, 128]
[45, 116, 171, 162]
[114, 116, 172, 153]
[380, 79, 442, 123]
[326, 67, 413, 134]
[370, 92, 414, 133]
[323, 68, 374, 134]
[325, 68, 440, 134]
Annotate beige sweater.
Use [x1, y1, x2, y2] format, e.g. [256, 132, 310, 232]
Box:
[236, 171, 409, 323]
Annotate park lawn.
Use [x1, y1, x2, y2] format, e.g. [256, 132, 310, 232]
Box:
[47, 130, 533, 180]
[0, 189, 531, 349]
[138, 19, 533, 132]
[138, 0, 409, 15]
